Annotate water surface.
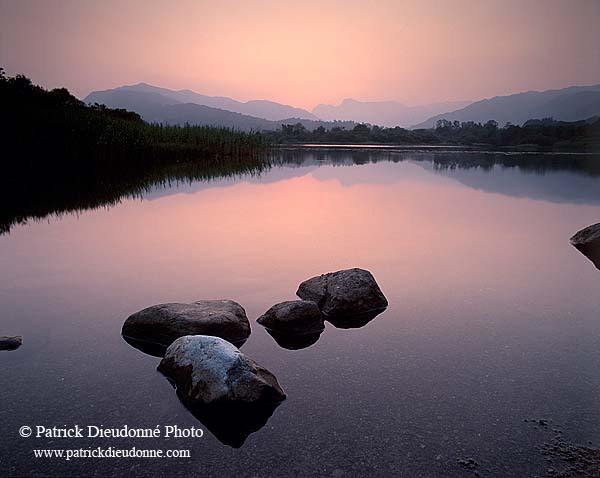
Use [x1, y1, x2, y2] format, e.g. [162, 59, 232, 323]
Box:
[1, 150, 600, 477]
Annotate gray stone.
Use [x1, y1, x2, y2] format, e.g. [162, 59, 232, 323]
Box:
[297, 268, 388, 318]
[122, 300, 250, 350]
[158, 335, 286, 448]
[571, 223, 600, 270]
[257, 300, 324, 335]
[158, 335, 286, 405]
[0, 335, 22, 351]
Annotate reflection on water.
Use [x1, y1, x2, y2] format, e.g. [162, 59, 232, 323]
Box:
[1, 148, 600, 477]
[570, 223, 600, 270]
[2, 148, 600, 235]
[324, 307, 387, 329]
[122, 335, 170, 358]
[574, 245, 600, 270]
[264, 328, 324, 350]
[174, 396, 283, 448]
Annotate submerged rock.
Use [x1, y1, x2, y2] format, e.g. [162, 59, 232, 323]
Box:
[158, 335, 286, 447]
[0, 336, 22, 351]
[296, 268, 388, 321]
[122, 300, 250, 353]
[571, 223, 600, 270]
[257, 300, 324, 334]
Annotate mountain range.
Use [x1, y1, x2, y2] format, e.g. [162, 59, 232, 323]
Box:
[85, 85, 352, 132]
[412, 84, 600, 128]
[313, 98, 472, 127]
[84, 83, 600, 131]
[86, 83, 318, 121]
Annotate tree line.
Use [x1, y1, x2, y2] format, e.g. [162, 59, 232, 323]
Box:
[266, 117, 600, 151]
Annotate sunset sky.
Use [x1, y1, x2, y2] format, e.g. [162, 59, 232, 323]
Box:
[1, 0, 599, 109]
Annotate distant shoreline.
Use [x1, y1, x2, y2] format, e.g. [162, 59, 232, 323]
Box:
[277, 143, 600, 155]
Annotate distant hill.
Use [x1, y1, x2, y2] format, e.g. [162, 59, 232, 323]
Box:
[85, 83, 318, 121]
[413, 85, 600, 129]
[84, 88, 353, 132]
[312, 98, 471, 127]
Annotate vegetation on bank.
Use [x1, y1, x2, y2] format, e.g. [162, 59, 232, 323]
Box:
[1, 70, 269, 174]
[1, 70, 272, 234]
[266, 118, 600, 151]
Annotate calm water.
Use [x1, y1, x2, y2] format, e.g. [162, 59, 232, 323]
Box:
[1, 150, 600, 477]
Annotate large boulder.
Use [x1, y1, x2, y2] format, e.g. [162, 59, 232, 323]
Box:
[158, 335, 286, 447]
[296, 268, 388, 320]
[571, 223, 600, 270]
[0, 335, 22, 351]
[257, 300, 324, 335]
[122, 300, 250, 355]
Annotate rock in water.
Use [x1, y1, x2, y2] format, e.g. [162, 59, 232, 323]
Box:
[571, 223, 600, 270]
[158, 335, 286, 404]
[257, 300, 324, 334]
[122, 300, 250, 354]
[0, 336, 22, 351]
[257, 300, 324, 350]
[296, 268, 388, 320]
[158, 335, 286, 447]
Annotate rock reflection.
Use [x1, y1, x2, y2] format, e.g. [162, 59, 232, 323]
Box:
[122, 334, 247, 357]
[324, 307, 387, 329]
[122, 335, 168, 357]
[175, 397, 283, 448]
[264, 328, 323, 350]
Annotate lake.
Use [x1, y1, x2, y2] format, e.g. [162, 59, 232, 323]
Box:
[1, 148, 600, 477]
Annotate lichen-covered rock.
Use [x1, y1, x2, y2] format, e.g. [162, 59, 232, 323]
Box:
[0, 336, 22, 351]
[571, 223, 600, 270]
[158, 335, 286, 447]
[297, 268, 388, 318]
[257, 300, 324, 335]
[158, 335, 286, 405]
[122, 300, 250, 351]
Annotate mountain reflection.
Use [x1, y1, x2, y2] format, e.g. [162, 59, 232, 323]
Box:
[3, 148, 600, 234]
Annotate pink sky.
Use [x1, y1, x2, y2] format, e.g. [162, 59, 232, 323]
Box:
[1, 0, 599, 109]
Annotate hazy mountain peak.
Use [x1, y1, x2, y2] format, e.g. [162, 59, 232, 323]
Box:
[413, 84, 600, 128]
[313, 98, 470, 127]
[85, 83, 318, 122]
